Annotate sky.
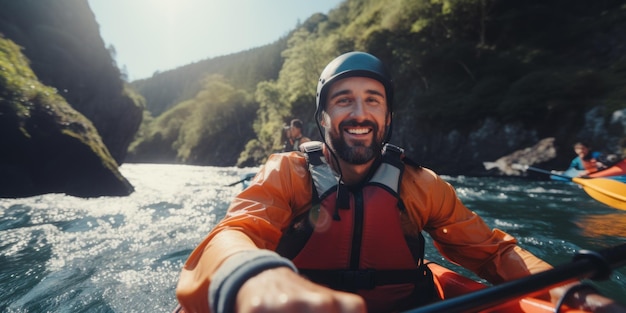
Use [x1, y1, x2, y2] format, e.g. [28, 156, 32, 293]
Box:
[88, 0, 344, 81]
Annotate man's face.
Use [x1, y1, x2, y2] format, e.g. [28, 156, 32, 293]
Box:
[290, 126, 300, 137]
[574, 145, 588, 157]
[322, 76, 390, 165]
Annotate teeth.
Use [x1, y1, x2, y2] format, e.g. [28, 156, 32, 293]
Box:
[347, 128, 370, 134]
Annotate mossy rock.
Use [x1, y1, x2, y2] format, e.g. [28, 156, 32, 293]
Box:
[0, 36, 133, 198]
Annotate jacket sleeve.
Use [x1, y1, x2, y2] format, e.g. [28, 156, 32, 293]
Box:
[401, 166, 552, 285]
[175, 153, 312, 312]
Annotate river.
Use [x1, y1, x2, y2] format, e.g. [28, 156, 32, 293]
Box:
[1, 163, 625, 312]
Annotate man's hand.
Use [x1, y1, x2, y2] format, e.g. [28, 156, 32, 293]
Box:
[551, 283, 626, 313]
[237, 267, 366, 313]
[578, 292, 626, 313]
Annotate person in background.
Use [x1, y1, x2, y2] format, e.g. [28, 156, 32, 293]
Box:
[568, 141, 607, 175]
[281, 125, 294, 152]
[282, 118, 311, 152]
[175, 52, 622, 313]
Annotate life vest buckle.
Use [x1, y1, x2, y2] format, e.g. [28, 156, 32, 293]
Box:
[301, 141, 325, 166]
[341, 269, 376, 290]
[383, 143, 404, 155]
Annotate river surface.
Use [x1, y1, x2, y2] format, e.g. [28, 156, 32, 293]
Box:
[1, 163, 625, 312]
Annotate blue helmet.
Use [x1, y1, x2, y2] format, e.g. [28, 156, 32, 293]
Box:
[315, 51, 394, 119]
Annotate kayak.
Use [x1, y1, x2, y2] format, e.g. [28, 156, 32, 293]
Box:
[550, 159, 626, 183]
[172, 261, 588, 313]
[427, 262, 586, 313]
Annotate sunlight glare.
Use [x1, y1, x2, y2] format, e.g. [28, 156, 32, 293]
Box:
[151, 0, 189, 25]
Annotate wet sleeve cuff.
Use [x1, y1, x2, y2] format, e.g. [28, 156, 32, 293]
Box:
[209, 250, 298, 313]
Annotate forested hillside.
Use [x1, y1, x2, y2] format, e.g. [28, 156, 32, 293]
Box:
[129, 0, 626, 174]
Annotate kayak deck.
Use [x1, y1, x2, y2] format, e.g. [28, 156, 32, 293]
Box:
[429, 262, 587, 313]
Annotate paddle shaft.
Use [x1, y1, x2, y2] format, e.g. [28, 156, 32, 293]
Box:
[225, 174, 255, 187]
[403, 243, 626, 313]
[525, 166, 575, 180]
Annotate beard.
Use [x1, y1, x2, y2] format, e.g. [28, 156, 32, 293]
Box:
[328, 119, 385, 165]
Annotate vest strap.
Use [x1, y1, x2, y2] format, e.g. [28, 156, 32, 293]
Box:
[298, 268, 424, 290]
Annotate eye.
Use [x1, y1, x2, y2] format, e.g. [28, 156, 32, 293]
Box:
[365, 96, 382, 105]
[335, 97, 352, 106]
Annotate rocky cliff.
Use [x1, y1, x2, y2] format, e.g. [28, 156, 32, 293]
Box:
[0, 37, 133, 197]
[0, 0, 143, 164]
[394, 106, 626, 176]
[0, 0, 142, 197]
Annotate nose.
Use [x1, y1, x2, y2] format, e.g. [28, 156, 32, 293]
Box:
[350, 97, 367, 119]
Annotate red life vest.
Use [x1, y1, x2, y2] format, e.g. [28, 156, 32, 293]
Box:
[276, 142, 435, 313]
[581, 157, 599, 172]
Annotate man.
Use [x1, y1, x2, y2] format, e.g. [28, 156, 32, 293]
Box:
[281, 125, 294, 152]
[282, 119, 311, 152]
[568, 141, 606, 175]
[288, 118, 311, 151]
[176, 52, 621, 312]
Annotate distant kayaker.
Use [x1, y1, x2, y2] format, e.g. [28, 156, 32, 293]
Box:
[568, 141, 608, 176]
[175, 52, 623, 313]
[281, 118, 311, 152]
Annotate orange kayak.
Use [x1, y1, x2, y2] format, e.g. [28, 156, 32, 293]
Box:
[587, 159, 626, 181]
[429, 262, 586, 313]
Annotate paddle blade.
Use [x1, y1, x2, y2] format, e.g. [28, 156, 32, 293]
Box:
[572, 177, 626, 211]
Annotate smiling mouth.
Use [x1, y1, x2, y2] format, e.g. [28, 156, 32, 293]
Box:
[345, 127, 372, 135]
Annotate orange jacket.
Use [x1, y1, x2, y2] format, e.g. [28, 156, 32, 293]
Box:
[176, 150, 552, 312]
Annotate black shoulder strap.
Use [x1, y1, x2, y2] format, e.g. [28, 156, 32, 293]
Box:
[300, 141, 338, 200]
[300, 141, 324, 165]
[382, 143, 405, 169]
